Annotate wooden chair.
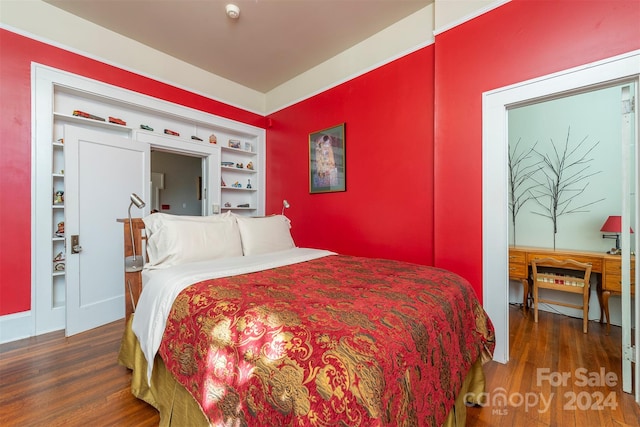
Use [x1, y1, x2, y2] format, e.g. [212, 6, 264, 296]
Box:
[531, 257, 592, 333]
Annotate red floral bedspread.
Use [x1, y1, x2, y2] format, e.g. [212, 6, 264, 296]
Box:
[159, 255, 495, 426]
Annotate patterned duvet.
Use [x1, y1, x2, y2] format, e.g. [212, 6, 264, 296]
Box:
[158, 255, 495, 426]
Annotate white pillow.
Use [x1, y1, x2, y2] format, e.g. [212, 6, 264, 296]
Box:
[143, 212, 243, 269]
[143, 211, 233, 234]
[235, 215, 296, 256]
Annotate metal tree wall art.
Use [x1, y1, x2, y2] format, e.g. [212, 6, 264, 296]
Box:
[529, 127, 604, 249]
[508, 138, 542, 245]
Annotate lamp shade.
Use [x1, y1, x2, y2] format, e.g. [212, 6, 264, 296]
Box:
[600, 215, 634, 233]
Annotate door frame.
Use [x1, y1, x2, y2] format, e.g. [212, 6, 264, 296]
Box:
[135, 131, 220, 216]
[482, 50, 640, 365]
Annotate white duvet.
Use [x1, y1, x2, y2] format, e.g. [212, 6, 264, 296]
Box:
[132, 247, 335, 383]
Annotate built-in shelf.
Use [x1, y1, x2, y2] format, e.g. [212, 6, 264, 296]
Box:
[54, 112, 134, 131]
[221, 166, 257, 173]
[222, 187, 256, 192]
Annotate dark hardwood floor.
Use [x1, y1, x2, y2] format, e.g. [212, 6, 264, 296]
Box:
[1, 305, 638, 426]
[0, 318, 159, 427]
[467, 305, 640, 427]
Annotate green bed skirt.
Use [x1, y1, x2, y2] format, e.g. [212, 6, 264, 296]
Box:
[118, 315, 487, 426]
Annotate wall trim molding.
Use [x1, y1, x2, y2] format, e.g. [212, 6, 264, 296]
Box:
[433, 0, 510, 36]
[0, 311, 37, 344]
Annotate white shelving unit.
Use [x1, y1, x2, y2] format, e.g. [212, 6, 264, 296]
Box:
[31, 65, 265, 338]
[51, 140, 66, 307]
[220, 144, 259, 213]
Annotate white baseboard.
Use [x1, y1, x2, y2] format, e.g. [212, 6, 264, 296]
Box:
[0, 311, 35, 344]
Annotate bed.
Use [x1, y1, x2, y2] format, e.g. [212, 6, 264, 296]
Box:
[118, 213, 495, 426]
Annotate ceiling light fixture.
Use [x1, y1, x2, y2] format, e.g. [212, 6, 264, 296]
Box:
[226, 4, 240, 19]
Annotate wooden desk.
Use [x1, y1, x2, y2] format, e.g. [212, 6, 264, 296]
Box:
[509, 246, 635, 334]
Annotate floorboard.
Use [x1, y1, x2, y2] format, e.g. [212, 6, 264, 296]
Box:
[1, 305, 638, 426]
[466, 305, 640, 427]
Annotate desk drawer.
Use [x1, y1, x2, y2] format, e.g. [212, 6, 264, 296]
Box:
[604, 258, 635, 274]
[603, 257, 635, 293]
[527, 252, 602, 272]
[508, 248, 528, 280]
[509, 262, 527, 279]
[604, 274, 636, 293]
[508, 249, 526, 264]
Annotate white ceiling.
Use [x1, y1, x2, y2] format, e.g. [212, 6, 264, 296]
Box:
[44, 0, 432, 93]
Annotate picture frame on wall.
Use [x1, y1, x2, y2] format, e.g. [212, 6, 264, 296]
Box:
[309, 123, 346, 194]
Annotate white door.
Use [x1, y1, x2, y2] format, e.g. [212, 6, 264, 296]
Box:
[64, 126, 149, 336]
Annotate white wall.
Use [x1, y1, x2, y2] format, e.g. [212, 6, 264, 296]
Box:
[508, 84, 631, 252]
[434, 0, 509, 33]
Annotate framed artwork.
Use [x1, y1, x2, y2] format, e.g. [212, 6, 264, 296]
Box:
[309, 123, 346, 193]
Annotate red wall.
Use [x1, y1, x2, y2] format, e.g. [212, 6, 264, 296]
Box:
[2, 0, 638, 317]
[266, 46, 435, 264]
[433, 0, 640, 295]
[0, 29, 265, 316]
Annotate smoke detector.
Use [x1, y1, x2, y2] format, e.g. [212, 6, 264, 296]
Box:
[226, 4, 240, 19]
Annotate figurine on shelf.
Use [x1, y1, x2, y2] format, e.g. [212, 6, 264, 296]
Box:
[209, 134, 217, 144]
[57, 138, 64, 144]
[73, 110, 105, 121]
[224, 202, 232, 207]
[232, 181, 242, 188]
[164, 129, 180, 136]
[55, 221, 64, 237]
[54, 190, 64, 204]
[237, 203, 250, 208]
[246, 161, 254, 170]
[236, 163, 243, 169]
[221, 178, 226, 187]
[108, 117, 126, 126]
[191, 135, 203, 141]
[140, 124, 154, 131]
[222, 161, 234, 167]
[246, 179, 252, 189]
[53, 251, 65, 262]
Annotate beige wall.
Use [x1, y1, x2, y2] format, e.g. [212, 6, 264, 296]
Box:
[434, 0, 509, 33]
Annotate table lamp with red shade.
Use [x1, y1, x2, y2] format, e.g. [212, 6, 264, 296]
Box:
[600, 215, 634, 254]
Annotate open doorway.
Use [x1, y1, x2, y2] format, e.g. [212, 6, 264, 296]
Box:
[482, 51, 639, 369]
[507, 83, 635, 324]
[151, 150, 204, 216]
